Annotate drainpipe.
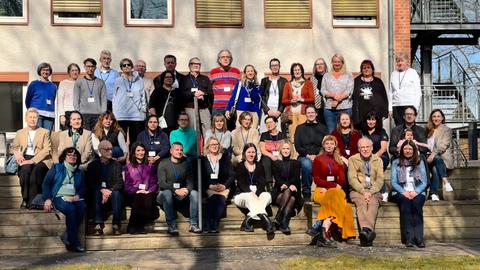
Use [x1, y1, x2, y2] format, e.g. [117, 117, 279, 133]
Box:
[388, 0, 394, 131]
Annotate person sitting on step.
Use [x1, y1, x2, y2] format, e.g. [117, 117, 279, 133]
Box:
[233, 143, 274, 235]
[86, 140, 124, 236]
[271, 140, 303, 235]
[307, 135, 356, 248]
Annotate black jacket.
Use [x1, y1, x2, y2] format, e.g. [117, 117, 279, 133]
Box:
[294, 121, 328, 157]
[235, 162, 267, 196]
[86, 158, 124, 191]
[201, 154, 234, 192]
[260, 76, 288, 114]
[180, 73, 213, 110]
[352, 76, 388, 125]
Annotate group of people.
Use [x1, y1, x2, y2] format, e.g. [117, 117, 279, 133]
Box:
[13, 49, 456, 253]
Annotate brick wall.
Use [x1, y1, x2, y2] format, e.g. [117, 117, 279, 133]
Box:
[394, 0, 411, 58]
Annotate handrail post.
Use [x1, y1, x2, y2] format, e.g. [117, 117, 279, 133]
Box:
[468, 122, 478, 160]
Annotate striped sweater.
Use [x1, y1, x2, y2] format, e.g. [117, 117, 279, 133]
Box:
[208, 66, 241, 109]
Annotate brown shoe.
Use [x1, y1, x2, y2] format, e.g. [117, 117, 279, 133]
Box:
[112, 224, 122, 235]
[93, 224, 103, 236]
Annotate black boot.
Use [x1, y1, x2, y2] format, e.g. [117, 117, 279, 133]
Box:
[258, 214, 275, 235]
[316, 227, 336, 248]
[240, 216, 254, 232]
[273, 208, 284, 229]
[279, 211, 292, 235]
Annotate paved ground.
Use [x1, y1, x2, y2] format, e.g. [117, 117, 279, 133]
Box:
[1, 241, 480, 270]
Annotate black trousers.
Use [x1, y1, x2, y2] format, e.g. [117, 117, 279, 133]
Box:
[392, 106, 408, 126]
[18, 162, 49, 204]
[118, 120, 145, 143]
[391, 193, 425, 244]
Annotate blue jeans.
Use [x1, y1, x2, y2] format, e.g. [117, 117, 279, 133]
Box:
[429, 155, 448, 194]
[157, 189, 199, 226]
[324, 108, 352, 133]
[94, 189, 123, 225]
[53, 197, 86, 247]
[298, 156, 313, 198]
[112, 146, 124, 159]
[38, 115, 54, 131]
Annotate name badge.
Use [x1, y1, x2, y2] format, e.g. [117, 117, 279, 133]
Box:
[272, 151, 280, 157]
[345, 149, 351, 155]
[25, 148, 35, 156]
[88, 97, 95, 103]
[46, 99, 52, 105]
[224, 87, 231, 92]
[249, 185, 257, 192]
[148, 151, 156, 157]
[365, 176, 371, 183]
[173, 183, 180, 189]
[327, 176, 335, 182]
[154, 141, 160, 145]
[244, 97, 252, 103]
[127, 92, 134, 97]
[138, 184, 146, 190]
[101, 182, 107, 188]
[210, 173, 218, 179]
[66, 183, 74, 190]
[191, 87, 198, 92]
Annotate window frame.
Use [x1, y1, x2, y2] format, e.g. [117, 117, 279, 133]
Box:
[0, 0, 28, 25]
[124, 0, 174, 27]
[264, 0, 312, 29]
[331, 0, 379, 28]
[51, 0, 103, 27]
[195, 0, 244, 28]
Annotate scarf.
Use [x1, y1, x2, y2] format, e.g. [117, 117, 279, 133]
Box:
[63, 161, 77, 182]
[398, 159, 422, 184]
[71, 131, 80, 148]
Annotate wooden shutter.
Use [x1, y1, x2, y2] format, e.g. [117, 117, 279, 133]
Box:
[264, 0, 312, 28]
[195, 0, 243, 27]
[52, 0, 102, 13]
[332, 0, 377, 17]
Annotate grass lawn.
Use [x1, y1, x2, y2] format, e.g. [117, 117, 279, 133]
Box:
[283, 255, 480, 270]
[32, 265, 131, 270]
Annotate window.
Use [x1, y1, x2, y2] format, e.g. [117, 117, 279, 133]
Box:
[0, 0, 28, 25]
[51, 0, 102, 26]
[264, 0, 311, 28]
[195, 0, 243, 28]
[0, 82, 24, 131]
[125, 0, 174, 27]
[332, 0, 378, 27]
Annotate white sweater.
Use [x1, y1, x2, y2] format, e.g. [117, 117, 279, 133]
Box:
[388, 68, 421, 111]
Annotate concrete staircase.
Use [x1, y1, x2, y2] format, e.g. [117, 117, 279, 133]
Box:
[0, 166, 479, 254]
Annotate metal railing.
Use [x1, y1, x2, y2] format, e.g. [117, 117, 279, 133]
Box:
[417, 84, 480, 122]
[411, 0, 480, 23]
[453, 138, 469, 167]
[433, 51, 480, 85]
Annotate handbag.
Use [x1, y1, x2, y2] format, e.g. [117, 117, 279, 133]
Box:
[5, 155, 18, 175]
[280, 110, 293, 124]
[158, 91, 172, 129]
[229, 82, 242, 116]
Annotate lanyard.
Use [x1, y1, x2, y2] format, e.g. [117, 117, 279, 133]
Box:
[398, 71, 407, 89]
[170, 161, 180, 181]
[86, 79, 95, 97]
[248, 170, 255, 186]
[190, 74, 198, 88]
[365, 160, 371, 177]
[328, 163, 333, 175]
[270, 79, 278, 96]
[133, 165, 146, 185]
[66, 171, 75, 184]
[123, 77, 134, 92]
[207, 156, 218, 173]
[244, 84, 253, 97]
[99, 70, 110, 81]
[241, 128, 250, 145]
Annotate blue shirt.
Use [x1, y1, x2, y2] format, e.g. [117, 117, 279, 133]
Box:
[95, 68, 120, 101]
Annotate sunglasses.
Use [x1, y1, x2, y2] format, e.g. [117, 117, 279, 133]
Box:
[121, 63, 132, 68]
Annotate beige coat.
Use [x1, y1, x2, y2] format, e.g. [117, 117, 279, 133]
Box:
[10, 127, 53, 168]
[57, 129, 93, 169]
[348, 153, 384, 194]
[231, 127, 260, 164]
[431, 124, 454, 169]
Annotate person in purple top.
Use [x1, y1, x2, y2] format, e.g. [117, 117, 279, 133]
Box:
[124, 142, 159, 234]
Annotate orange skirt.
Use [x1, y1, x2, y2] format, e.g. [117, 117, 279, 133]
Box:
[313, 187, 356, 239]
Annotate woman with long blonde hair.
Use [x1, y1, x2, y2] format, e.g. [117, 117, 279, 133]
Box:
[306, 135, 356, 248]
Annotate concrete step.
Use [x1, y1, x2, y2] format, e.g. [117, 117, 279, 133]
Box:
[85, 231, 312, 251]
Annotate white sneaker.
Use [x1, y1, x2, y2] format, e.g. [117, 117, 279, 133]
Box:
[431, 194, 440, 201]
[444, 183, 454, 192]
[381, 192, 389, 202]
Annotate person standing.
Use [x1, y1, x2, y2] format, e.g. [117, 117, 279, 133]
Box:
[209, 49, 241, 130]
[134, 59, 155, 106]
[311, 58, 328, 125]
[260, 58, 288, 132]
[153, 54, 185, 91]
[25, 62, 57, 131]
[57, 63, 80, 130]
[73, 58, 107, 131]
[113, 58, 146, 143]
[94, 50, 119, 111]
[389, 52, 421, 126]
[181, 57, 213, 135]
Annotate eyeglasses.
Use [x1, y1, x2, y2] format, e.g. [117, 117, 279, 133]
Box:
[164, 76, 174, 79]
[189, 62, 201, 65]
[121, 63, 132, 68]
[100, 147, 113, 151]
[101, 57, 111, 60]
[66, 153, 77, 157]
[178, 118, 189, 122]
[210, 143, 219, 146]
[359, 146, 372, 150]
[85, 65, 96, 68]
[220, 56, 231, 59]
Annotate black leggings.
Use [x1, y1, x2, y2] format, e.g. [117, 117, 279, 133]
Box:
[18, 162, 49, 204]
